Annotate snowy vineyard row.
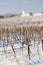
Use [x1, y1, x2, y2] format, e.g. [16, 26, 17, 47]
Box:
[0, 14, 43, 65]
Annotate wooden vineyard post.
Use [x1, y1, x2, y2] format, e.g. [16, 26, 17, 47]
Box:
[28, 44, 31, 60]
[41, 39, 43, 51]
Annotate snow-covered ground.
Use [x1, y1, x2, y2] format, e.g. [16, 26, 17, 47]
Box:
[0, 37, 43, 65]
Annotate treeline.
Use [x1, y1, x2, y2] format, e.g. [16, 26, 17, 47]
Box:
[0, 16, 4, 18]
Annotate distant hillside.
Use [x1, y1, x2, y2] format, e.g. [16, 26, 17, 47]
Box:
[0, 13, 21, 18]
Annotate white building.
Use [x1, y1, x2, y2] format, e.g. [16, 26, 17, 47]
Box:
[21, 11, 30, 17]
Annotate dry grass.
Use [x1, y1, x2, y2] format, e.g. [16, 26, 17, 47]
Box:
[0, 16, 43, 43]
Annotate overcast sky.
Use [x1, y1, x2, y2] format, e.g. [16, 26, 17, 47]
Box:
[0, 0, 43, 14]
